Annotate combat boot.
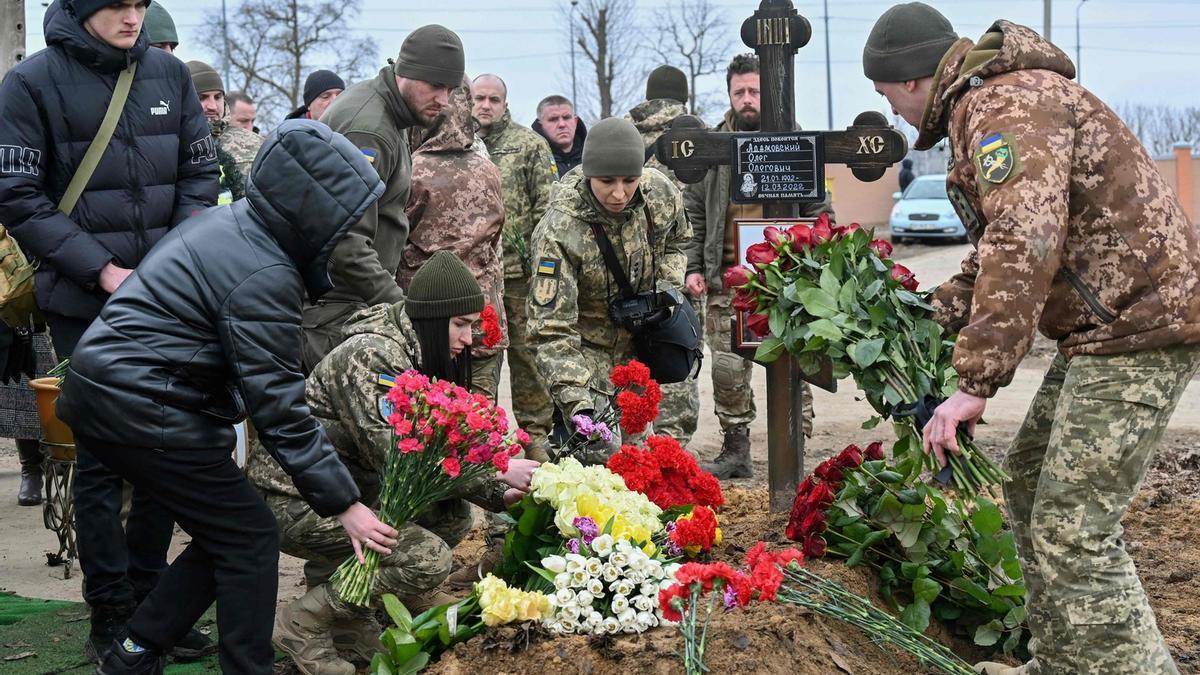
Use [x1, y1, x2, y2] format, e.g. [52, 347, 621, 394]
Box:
[399, 589, 460, 615]
[330, 613, 384, 665]
[446, 538, 503, 590]
[94, 638, 165, 675]
[17, 439, 43, 506]
[973, 662, 1028, 675]
[84, 602, 134, 663]
[273, 586, 356, 675]
[702, 425, 752, 479]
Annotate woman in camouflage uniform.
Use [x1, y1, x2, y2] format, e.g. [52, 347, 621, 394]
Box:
[526, 117, 691, 462]
[248, 252, 538, 675]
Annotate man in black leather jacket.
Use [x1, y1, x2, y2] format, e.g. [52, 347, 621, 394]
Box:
[57, 120, 399, 675]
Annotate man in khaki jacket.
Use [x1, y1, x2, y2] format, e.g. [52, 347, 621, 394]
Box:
[864, 4, 1200, 675]
[304, 25, 465, 370]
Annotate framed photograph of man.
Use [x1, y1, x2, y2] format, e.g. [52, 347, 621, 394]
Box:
[732, 217, 818, 349]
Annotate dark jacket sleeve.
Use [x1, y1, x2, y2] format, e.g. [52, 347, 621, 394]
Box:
[171, 73, 219, 225]
[219, 264, 360, 517]
[0, 70, 113, 291]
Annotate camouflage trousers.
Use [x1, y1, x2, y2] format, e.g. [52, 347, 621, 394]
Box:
[301, 301, 366, 373]
[471, 352, 502, 402]
[705, 289, 812, 436]
[1004, 344, 1199, 675]
[655, 294, 702, 447]
[265, 493, 474, 617]
[504, 277, 552, 460]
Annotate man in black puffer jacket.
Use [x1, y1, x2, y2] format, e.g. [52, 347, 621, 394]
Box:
[57, 120, 399, 675]
[0, 0, 218, 662]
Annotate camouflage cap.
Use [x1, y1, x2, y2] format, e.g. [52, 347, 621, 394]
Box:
[863, 2, 958, 82]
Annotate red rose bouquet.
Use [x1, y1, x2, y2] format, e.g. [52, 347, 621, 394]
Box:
[724, 213, 1006, 497]
[606, 435, 723, 511]
[332, 370, 527, 605]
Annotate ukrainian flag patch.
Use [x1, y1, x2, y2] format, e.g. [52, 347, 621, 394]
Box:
[979, 133, 1004, 154]
[377, 372, 396, 388]
[536, 257, 559, 277]
[360, 148, 378, 164]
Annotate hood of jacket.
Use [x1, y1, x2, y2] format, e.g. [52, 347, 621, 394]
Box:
[548, 168, 647, 228]
[44, 0, 150, 73]
[628, 98, 687, 136]
[245, 120, 385, 300]
[916, 21, 1075, 150]
[340, 301, 422, 361]
[533, 116, 588, 161]
[413, 83, 476, 153]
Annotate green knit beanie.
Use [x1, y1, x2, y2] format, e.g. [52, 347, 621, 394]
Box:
[144, 3, 178, 47]
[582, 118, 644, 178]
[187, 60, 224, 95]
[646, 65, 687, 104]
[862, 2, 958, 82]
[393, 25, 465, 88]
[405, 251, 484, 319]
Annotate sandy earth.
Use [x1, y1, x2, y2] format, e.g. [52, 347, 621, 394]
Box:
[0, 241, 1197, 671]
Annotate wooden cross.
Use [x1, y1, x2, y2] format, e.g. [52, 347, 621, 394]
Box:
[655, 0, 908, 512]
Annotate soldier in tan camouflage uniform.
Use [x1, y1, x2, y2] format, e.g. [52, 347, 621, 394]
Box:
[186, 61, 263, 202]
[473, 73, 557, 460]
[625, 65, 701, 447]
[864, 5, 1200, 675]
[249, 252, 536, 674]
[527, 118, 691, 462]
[399, 80, 507, 401]
[683, 54, 828, 478]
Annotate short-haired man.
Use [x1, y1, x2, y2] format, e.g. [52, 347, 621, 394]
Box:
[306, 25, 465, 370]
[187, 60, 264, 200]
[143, 1, 177, 53]
[532, 94, 586, 178]
[285, 69, 346, 122]
[0, 0, 217, 660]
[226, 91, 258, 133]
[683, 53, 828, 479]
[624, 64, 700, 447]
[864, 4, 1200, 674]
[471, 73, 556, 461]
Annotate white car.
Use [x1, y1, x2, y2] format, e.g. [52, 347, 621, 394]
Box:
[888, 174, 966, 243]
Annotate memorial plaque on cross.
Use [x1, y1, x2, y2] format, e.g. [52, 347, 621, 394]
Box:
[656, 0, 908, 512]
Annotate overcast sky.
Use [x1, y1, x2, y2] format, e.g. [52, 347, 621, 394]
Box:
[23, 0, 1200, 131]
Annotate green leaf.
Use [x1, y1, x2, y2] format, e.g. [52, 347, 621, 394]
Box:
[524, 562, 559, 586]
[913, 577, 942, 604]
[1004, 605, 1027, 629]
[382, 629, 422, 665]
[398, 652, 431, 675]
[797, 287, 839, 319]
[875, 470, 904, 483]
[754, 336, 786, 362]
[808, 318, 844, 342]
[861, 415, 882, 430]
[867, 303, 889, 327]
[951, 577, 993, 606]
[895, 289, 935, 310]
[933, 603, 963, 621]
[971, 499, 1005, 536]
[837, 276, 860, 313]
[896, 488, 923, 505]
[974, 623, 1003, 647]
[862, 279, 883, 300]
[848, 337, 885, 368]
[820, 265, 841, 297]
[846, 548, 865, 568]
[900, 599, 931, 632]
[768, 306, 788, 338]
[976, 537, 1002, 566]
[992, 583, 1026, 598]
[372, 653, 394, 675]
[1002, 627, 1024, 655]
[382, 594, 413, 632]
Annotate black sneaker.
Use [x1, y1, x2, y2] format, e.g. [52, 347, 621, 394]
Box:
[94, 638, 165, 675]
[84, 603, 134, 663]
[169, 627, 217, 661]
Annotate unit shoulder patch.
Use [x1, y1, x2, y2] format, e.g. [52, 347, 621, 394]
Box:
[973, 133, 1022, 192]
[532, 257, 560, 306]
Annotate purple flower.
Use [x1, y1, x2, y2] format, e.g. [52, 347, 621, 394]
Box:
[722, 584, 738, 611]
[572, 414, 596, 437]
[573, 516, 599, 544]
[594, 422, 614, 443]
[666, 540, 683, 558]
[566, 538, 580, 554]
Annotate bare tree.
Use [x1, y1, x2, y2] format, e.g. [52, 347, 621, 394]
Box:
[1115, 103, 1200, 156]
[568, 0, 641, 121]
[650, 0, 732, 118]
[200, 0, 377, 128]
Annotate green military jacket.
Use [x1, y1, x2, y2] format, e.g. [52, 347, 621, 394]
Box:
[625, 97, 686, 186]
[526, 168, 691, 416]
[480, 110, 557, 280]
[247, 302, 508, 512]
[318, 67, 420, 308]
[210, 117, 262, 192]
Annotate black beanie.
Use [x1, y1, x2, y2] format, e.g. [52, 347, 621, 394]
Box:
[646, 65, 687, 104]
[69, 0, 116, 23]
[393, 25, 465, 88]
[405, 251, 484, 319]
[303, 70, 346, 107]
[863, 2, 959, 83]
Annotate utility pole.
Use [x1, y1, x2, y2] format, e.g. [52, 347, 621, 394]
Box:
[822, 0, 832, 129]
[570, 0, 579, 106]
[1043, 0, 1052, 42]
[1, 0, 26, 74]
[1075, 0, 1088, 84]
[221, 0, 231, 89]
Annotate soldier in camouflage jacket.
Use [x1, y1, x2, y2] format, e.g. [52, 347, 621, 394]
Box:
[865, 7, 1200, 675]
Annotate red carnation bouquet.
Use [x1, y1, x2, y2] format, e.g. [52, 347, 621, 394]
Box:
[607, 435, 723, 511]
[332, 370, 528, 605]
[724, 213, 1005, 497]
[666, 505, 722, 557]
[609, 360, 662, 435]
[479, 304, 503, 349]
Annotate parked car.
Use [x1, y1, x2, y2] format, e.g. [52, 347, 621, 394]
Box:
[888, 174, 966, 243]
